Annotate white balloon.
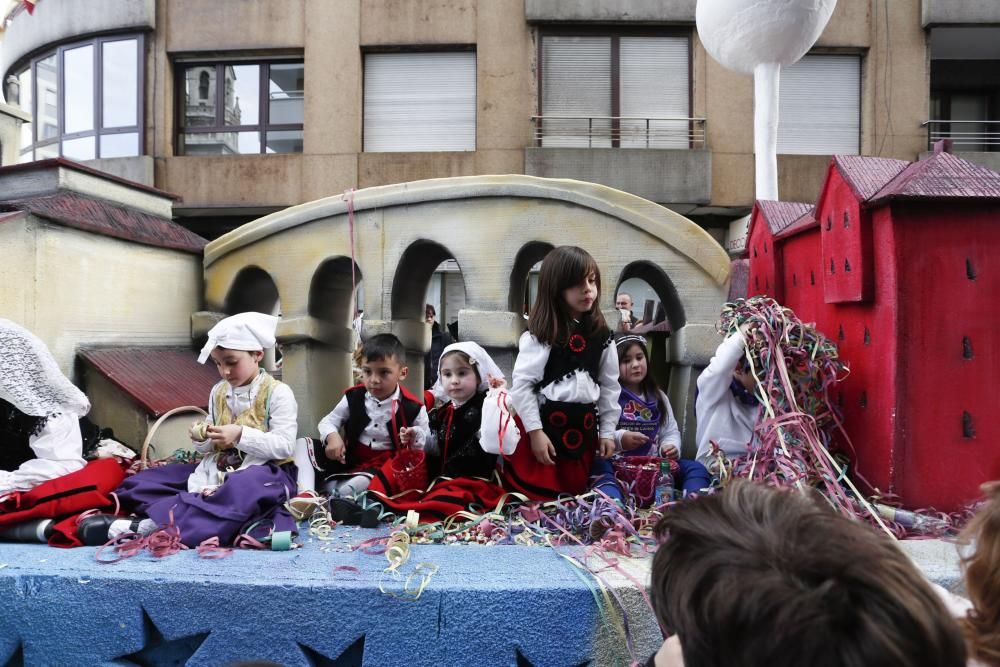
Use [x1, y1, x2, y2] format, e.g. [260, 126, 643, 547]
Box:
[696, 0, 837, 74]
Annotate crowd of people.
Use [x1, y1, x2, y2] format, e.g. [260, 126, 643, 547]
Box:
[1, 244, 997, 666]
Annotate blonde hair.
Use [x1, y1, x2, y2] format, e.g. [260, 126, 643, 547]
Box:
[959, 482, 1000, 666]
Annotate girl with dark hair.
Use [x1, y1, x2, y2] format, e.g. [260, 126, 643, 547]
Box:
[504, 246, 620, 499]
[613, 334, 710, 498]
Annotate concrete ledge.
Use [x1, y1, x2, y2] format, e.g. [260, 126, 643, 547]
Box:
[457, 310, 526, 349]
[922, 0, 1000, 26]
[0, 535, 963, 666]
[362, 318, 431, 353]
[525, 148, 712, 206]
[82, 156, 155, 189]
[190, 311, 226, 340]
[668, 324, 721, 366]
[276, 316, 353, 350]
[0, 0, 154, 77]
[526, 0, 695, 23]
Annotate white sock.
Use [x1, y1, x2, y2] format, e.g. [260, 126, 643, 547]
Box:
[108, 518, 157, 540]
[330, 475, 370, 498]
[293, 438, 316, 493]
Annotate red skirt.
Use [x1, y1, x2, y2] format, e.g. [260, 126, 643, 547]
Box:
[367, 474, 507, 521]
[498, 415, 596, 501]
[0, 458, 126, 547]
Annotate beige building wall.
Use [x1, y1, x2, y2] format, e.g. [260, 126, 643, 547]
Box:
[0, 217, 203, 379]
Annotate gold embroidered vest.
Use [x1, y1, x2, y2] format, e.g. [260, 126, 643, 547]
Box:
[212, 372, 292, 466]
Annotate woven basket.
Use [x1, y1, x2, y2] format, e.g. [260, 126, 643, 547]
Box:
[140, 405, 208, 470]
[390, 447, 428, 493]
[612, 456, 678, 507]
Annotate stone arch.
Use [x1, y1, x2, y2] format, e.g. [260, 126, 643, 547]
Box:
[224, 265, 279, 316]
[508, 241, 554, 314]
[614, 260, 686, 330]
[390, 240, 466, 322]
[309, 257, 362, 327]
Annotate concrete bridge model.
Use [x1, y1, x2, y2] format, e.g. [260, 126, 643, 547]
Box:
[201, 175, 732, 452]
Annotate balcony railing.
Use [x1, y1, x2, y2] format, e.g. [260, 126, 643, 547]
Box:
[923, 119, 1000, 151]
[531, 115, 707, 149]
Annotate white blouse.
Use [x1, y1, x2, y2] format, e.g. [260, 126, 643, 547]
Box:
[510, 331, 621, 439]
[188, 372, 298, 493]
[0, 412, 86, 495]
[694, 332, 760, 465]
[318, 385, 429, 452]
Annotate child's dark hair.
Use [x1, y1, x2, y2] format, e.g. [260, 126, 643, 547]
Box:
[528, 245, 609, 346]
[361, 333, 406, 364]
[439, 350, 481, 384]
[958, 482, 1000, 665]
[652, 481, 967, 667]
[615, 335, 668, 425]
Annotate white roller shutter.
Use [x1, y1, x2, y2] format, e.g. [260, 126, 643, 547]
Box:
[541, 36, 612, 147]
[364, 52, 476, 152]
[620, 37, 689, 148]
[777, 54, 861, 155]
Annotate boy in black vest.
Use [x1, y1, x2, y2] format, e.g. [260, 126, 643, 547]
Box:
[291, 334, 428, 507]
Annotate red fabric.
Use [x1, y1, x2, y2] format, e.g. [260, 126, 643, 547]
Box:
[499, 418, 594, 501]
[344, 442, 393, 474]
[0, 458, 126, 547]
[367, 475, 507, 520]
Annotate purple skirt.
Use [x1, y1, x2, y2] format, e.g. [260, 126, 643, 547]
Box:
[115, 462, 298, 547]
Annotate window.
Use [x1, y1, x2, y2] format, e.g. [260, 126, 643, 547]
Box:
[177, 59, 304, 155]
[13, 35, 144, 162]
[363, 51, 476, 152]
[538, 32, 691, 148]
[777, 54, 861, 155]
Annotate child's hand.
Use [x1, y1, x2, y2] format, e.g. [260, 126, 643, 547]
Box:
[324, 433, 347, 464]
[598, 438, 616, 459]
[621, 431, 649, 452]
[207, 424, 242, 448]
[189, 420, 209, 442]
[399, 427, 415, 447]
[529, 430, 557, 465]
[660, 444, 680, 460]
[487, 374, 507, 390]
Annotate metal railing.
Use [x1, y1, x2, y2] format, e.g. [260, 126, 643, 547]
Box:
[923, 119, 1000, 151]
[531, 115, 707, 149]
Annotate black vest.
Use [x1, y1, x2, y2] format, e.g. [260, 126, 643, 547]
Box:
[342, 385, 424, 450]
[0, 400, 45, 472]
[429, 391, 497, 479]
[537, 328, 613, 391]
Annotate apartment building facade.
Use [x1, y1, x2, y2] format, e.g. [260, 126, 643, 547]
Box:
[0, 0, 997, 247]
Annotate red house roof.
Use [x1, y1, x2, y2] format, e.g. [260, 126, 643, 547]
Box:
[869, 151, 1000, 204]
[833, 155, 910, 202]
[0, 191, 206, 254]
[79, 347, 220, 417]
[745, 200, 815, 254]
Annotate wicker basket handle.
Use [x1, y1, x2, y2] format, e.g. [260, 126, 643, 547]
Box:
[140, 405, 208, 470]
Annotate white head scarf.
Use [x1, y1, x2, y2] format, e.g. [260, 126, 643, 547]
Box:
[198, 312, 279, 364]
[0, 318, 91, 417]
[431, 341, 505, 401]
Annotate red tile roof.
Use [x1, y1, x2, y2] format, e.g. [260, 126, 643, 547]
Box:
[834, 155, 910, 202]
[79, 347, 220, 417]
[869, 151, 1000, 204]
[757, 200, 814, 236]
[0, 191, 206, 253]
[776, 208, 819, 239]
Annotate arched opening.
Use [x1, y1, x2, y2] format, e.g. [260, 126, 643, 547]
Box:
[508, 241, 554, 316]
[222, 266, 281, 370]
[614, 261, 686, 332]
[308, 257, 363, 328]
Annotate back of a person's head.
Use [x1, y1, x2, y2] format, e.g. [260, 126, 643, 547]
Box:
[960, 481, 1000, 666]
[361, 333, 405, 364]
[651, 481, 967, 667]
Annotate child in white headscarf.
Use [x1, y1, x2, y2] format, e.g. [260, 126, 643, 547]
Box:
[0, 319, 88, 497]
[79, 312, 300, 547]
[425, 341, 507, 479]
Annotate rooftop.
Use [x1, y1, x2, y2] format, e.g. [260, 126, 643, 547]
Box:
[78, 347, 219, 417]
[870, 150, 1000, 204]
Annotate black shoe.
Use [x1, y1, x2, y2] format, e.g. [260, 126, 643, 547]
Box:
[77, 514, 139, 546]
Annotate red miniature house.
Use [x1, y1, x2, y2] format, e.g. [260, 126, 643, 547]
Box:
[745, 148, 1000, 511]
